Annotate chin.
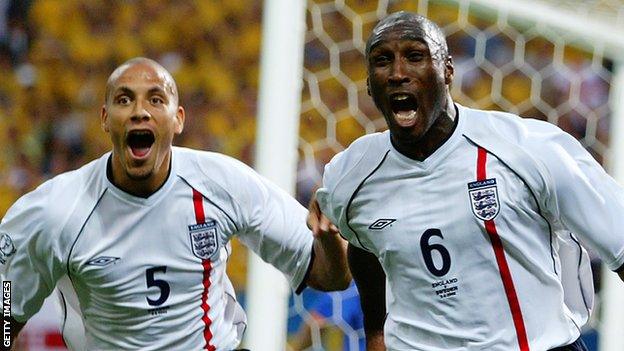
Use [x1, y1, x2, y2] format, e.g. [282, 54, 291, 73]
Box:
[126, 168, 154, 181]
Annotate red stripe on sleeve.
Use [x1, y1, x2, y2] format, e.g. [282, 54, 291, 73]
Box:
[477, 147, 488, 181]
[476, 147, 530, 351]
[193, 189, 206, 223]
[193, 189, 216, 351]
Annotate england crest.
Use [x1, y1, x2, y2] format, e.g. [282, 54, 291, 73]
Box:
[467, 178, 500, 221]
[0, 233, 15, 265]
[188, 220, 219, 260]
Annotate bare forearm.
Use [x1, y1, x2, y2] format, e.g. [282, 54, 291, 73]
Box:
[348, 245, 387, 350]
[366, 330, 386, 351]
[307, 234, 351, 291]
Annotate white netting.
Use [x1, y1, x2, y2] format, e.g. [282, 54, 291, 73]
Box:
[289, 0, 618, 349]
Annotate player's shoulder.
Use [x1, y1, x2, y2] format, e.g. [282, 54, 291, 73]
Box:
[320, 132, 390, 207]
[172, 146, 265, 206]
[460, 104, 568, 147]
[2, 154, 107, 236]
[43, 155, 104, 192]
[341, 131, 389, 158]
[173, 146, 257, 183]
[325, 131, 390, 175]
[459, 104, 587, 191]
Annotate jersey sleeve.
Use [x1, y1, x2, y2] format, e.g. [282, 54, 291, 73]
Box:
[528, 123, 624, 271]
[224, 161, 313, 290]
[0, 182, 65, 322]
[316, 136, 379, 251]
[316, 150, 346, 228]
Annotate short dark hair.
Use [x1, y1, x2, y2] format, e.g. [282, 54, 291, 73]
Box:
[365, 11, 449, 62]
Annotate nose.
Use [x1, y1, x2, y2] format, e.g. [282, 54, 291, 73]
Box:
[131, 100, 151, 122]
[388, 59, 409, 86]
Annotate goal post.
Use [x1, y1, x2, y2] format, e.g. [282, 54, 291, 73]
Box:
[245, 0, 307, 349]
[601, 62, 624, 351]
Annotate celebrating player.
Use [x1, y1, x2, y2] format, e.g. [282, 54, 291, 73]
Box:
[0, 57, 350, 350]
[309, 11, 624, 351]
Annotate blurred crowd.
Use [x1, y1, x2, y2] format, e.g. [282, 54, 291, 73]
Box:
[0, 0, 263, 218]
[0, 0, 614, 218]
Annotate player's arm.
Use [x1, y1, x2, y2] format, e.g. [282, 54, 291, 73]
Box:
[0, 182, 65, 350]
[531, 127, 624, 278]
[348, 244, 386, 351]
[228, 158, 350, 292]
[305, 195, 350, 291]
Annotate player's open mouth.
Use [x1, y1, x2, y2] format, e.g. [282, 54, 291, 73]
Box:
[390, 93, 418, 127]
[127, 130, 155, 159]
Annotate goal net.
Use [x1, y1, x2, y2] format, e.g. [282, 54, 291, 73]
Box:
[288, 0, 624, 350]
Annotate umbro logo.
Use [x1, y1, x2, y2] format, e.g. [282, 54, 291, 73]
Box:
[86, 256, 121, 267]
[369, 219, 396, 230]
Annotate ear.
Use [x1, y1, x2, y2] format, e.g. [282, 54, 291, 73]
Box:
[366, 77, 371, 96]
[174, 106, 185, 134]
[100, 105, 109, 132]
[444, 56, 454, 85]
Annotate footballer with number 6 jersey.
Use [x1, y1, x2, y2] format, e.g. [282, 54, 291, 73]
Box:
[0, 58, 350, 350]
[308, 11, 624, 351]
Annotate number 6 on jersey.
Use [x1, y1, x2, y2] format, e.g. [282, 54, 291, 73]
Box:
[420, 229, 451, 277]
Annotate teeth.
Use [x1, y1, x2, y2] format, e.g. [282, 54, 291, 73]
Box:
[395, 110, 417, 121]
[393, 94, 409, 101]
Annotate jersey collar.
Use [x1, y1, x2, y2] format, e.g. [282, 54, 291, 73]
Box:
[102, 150, 179, 206]
[388, 104, 464, 171]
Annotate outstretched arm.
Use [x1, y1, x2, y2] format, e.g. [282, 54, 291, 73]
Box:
[305, 196, 351, 291]
[348, 244, 386, 351]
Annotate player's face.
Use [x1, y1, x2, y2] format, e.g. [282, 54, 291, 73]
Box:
[367, 24, 453, 145]
[101, 62, 184, 193]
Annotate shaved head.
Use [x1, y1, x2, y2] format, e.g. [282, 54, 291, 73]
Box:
[105, 57, 179, 105]
[366, 11, 449, 63]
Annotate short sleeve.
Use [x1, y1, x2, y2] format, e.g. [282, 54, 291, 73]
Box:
[230, 163, 313, 290]
[316, 138, 386, 252]
[316, 150, 346, 227]
[0, 185, 65, 322]
[531, 126, 624, 270]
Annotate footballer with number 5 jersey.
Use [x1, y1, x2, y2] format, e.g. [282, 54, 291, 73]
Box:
[0, 58, 350, 350]
[308, 12, 624, 351]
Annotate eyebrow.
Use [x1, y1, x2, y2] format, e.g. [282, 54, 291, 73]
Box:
[112, 86, 167, 97]
[369, 36, 428, 54]
[147, 87, 167, 96]
[112, 86, 134, 97]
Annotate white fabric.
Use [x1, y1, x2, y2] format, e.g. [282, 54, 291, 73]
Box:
[0, 147, 313, 351]
[317, 104, 623, 350]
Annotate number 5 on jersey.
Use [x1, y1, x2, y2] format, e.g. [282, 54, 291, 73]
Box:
[146, 266, 170, 306]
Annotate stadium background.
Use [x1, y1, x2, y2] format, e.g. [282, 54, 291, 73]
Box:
[0, 0, 621, 350]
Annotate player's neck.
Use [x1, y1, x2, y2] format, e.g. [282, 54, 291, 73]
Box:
[107, 153, 172, 198]
[392, 102, 458, 161]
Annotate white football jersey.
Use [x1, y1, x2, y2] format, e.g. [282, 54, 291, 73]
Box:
[317, 105, 624, 350]
[0, 147, 313, 350]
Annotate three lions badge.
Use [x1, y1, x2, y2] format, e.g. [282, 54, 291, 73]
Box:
[188, 220, 219, 260]
[467, 178, 500, 221]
